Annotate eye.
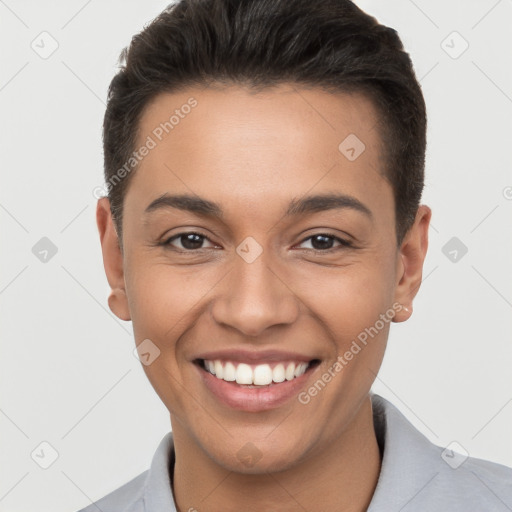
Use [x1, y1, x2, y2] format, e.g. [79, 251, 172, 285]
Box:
[296, 233, 353, 251]
[162, 232, 218, 251]
[160, 231, 352, 252]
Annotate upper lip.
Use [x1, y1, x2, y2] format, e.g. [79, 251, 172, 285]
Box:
[193, 349, 318, 364]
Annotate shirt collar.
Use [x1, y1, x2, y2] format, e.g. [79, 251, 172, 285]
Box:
[367, 393, 441, 510]
[143, 430, 176, 511]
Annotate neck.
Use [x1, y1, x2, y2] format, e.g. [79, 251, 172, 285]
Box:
[171, 395, 381, 512]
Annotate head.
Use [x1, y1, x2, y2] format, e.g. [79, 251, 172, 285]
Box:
[97, 0, 431, 473]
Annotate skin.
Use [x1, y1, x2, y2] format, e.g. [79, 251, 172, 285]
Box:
[97, 83, 431, 512]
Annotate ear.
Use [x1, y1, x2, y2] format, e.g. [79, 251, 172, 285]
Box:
[96, 197, 131, 321]
[392, 204, 432, 323]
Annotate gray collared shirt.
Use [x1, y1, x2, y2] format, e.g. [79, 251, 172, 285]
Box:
[76, 394, 512, 511]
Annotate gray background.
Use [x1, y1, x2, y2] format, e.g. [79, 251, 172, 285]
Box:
[1, 0, 511, 510]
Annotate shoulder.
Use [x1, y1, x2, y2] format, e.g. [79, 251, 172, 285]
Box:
[75, 470, 148, 512]
[430, 450, 512, 509]
[73, 431, 176, 512]
[369, 394, 512, 511]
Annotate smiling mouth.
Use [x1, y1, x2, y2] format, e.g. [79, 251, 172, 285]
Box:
[194, 358, 321, 387]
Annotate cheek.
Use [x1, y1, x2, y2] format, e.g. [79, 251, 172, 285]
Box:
[292, 253, 395, 333]
[290, 257, 396, 392]
[125, 260, 211, 338]
[125, 264, 196, 415]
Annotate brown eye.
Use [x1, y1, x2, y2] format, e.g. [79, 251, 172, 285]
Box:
[297, 233, 352, 251]
[163, 232, 216, 250]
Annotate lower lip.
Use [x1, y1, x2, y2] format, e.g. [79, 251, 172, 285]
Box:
[195, 361, 319, 412]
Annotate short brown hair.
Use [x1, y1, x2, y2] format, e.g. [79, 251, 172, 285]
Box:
[103, 0, 427, 247]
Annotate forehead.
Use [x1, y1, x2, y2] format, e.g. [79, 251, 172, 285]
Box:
[137, 84, 381, 156]
[125, 84, 391, 226]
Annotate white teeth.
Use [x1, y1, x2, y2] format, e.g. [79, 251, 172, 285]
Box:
[204, 359, 311, 385]
[253, 364, 273, 385]
[214, 360, 224, 379]
[223, 361, 236, 381]
[272, 363, 285, 383]
[235, 363, 253, 384]
[294, 362, 308, 378]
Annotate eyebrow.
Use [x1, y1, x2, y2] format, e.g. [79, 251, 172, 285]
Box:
[143, 192, 373, 221]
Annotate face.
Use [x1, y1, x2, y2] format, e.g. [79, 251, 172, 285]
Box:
[97, 83, 430, 474]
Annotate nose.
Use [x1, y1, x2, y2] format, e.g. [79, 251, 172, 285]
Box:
[210, 251, 300, 337]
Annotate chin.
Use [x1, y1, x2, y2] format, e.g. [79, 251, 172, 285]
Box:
[205, 437, 308, 475]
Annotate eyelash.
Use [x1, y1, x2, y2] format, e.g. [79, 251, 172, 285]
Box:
[160, 231, 354, 253]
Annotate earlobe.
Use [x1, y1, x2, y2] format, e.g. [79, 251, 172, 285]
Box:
[108, 289, 131, 321]
[392, 304, 412, 323]
[96, 197, 131, 321]
[392, 205, 431, 323]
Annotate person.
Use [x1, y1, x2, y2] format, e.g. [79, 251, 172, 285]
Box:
[78, 0, 512, 510]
